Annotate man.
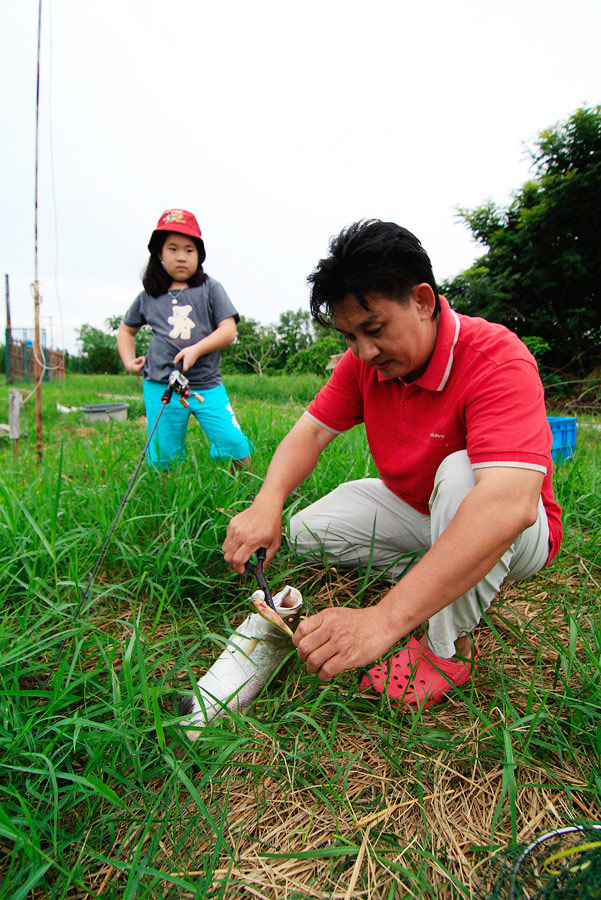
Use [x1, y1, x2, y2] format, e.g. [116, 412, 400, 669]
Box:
[223, 220, 562, 709]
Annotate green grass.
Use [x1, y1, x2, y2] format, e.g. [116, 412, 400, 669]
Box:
[0, 374, 600, 899]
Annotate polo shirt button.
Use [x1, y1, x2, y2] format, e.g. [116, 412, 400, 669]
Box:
[401, 422, 407, 428]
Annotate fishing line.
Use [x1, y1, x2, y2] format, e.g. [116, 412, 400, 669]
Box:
[44, 369, 196, 688]
[508, 824, 601, 900]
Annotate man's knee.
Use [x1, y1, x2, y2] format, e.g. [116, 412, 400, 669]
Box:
[289, 510, 305, 545]
[429, 451, 476, 537]
[431, 450, 474, 502]
[289, 508, 356, 561]
[289, 510, 321, 555]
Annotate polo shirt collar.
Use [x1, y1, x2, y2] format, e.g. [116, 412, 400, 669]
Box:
[410, 295, 461, 392]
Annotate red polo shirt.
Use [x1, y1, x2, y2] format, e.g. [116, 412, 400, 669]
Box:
[306, 296, 562, 564]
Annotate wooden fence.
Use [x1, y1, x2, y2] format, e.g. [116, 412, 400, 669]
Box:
[4, 339, 65, 382]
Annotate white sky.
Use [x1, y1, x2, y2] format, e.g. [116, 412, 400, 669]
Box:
[1, 0, 599, 354]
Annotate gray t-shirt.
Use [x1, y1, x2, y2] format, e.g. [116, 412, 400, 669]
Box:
[123, 277, 239, 389]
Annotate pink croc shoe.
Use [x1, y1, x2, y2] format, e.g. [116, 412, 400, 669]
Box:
[359, 636, 478, 709]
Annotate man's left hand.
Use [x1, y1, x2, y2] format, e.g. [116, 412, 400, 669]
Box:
[292, 606, 395, 681]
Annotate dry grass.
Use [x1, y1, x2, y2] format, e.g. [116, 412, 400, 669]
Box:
[68, 559, 600, 900]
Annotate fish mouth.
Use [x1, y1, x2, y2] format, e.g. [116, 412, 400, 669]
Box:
[275, 585, 303, 629]
[249, 586, 303, 636]
[251, 596, 295, 636]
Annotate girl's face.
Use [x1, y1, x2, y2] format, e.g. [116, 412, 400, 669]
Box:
[160, 232, 199, 287]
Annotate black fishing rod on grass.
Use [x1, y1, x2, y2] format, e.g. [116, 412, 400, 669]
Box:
[44, 368, 203, 688]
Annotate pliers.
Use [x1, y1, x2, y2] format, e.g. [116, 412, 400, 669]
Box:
[244, 547, 276, 611]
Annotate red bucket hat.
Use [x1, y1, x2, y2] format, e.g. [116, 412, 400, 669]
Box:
[148, 209, 205, 262]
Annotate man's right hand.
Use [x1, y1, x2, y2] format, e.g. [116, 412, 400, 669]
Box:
[222, 500, 283, 574]
[222, 414, 336, 574]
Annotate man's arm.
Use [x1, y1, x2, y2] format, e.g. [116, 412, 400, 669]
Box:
[293, 465, 545, 679]
[222, 415, 337, 572]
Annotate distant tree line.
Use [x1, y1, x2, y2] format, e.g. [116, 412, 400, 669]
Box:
[220, 310, 345, 376]
[69, 309, 345, 376]
[441, 105, 601, 378]
[68, 318, 151, 375]
[69, 107, 601, 384]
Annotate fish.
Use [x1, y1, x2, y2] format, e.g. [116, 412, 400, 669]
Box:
[250, 595, 295, 637]
[179, 585, 303, 740]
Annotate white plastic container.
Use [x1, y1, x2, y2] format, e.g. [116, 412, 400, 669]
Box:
[79, 403, 129, 424]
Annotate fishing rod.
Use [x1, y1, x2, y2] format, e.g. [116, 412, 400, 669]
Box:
[45, 367, 203, 688]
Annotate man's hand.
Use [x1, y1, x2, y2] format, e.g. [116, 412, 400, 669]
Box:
[125, 355, 145, 375]
[222, 417, 337, 574]
[222, 500, 283, 574]
[293, 605, 395, 681]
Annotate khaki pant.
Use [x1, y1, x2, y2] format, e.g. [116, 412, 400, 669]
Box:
[289, 451, 550, 658]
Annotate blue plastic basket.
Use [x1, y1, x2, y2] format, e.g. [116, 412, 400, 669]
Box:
[547, 416, 577, 463]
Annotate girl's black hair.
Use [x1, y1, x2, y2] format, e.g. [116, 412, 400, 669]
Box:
[142, 232, 208, 297]
[308, 219, 440, 326]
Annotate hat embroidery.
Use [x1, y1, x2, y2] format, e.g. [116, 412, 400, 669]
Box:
[162, 210, 186, 224]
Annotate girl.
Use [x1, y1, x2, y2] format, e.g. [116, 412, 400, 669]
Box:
[117, 209, 252, 470]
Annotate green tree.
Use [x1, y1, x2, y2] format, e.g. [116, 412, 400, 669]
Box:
[221, 309, 344, 375]
[222, 316, 279, 376]
[105, 314, 152, 356]
[272, 309, 315, 369]
[75, 323, 121, 374]
[442, 106, 601, 375]
[286, 334, 346, 374]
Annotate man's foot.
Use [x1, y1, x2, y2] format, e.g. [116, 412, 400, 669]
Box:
[418, 632, 475, 662]
[359, 636, 478, 709]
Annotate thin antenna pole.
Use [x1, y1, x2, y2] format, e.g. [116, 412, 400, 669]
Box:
[33, 0, 43, 462]
[5, 274, 12, 383]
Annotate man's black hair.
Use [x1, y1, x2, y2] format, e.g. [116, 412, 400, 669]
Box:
[308, 219, 440, 326]
[142, 232, 208, 297]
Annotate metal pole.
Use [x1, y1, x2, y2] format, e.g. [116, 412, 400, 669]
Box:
[4, 274, 12, 383]
[33, 0, 43, 462]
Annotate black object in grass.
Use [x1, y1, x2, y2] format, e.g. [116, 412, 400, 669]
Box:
[475, 824, 601, 900]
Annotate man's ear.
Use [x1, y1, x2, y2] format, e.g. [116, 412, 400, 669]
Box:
[413, 283, 437, 319]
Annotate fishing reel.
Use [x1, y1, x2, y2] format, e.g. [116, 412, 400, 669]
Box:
[161, 369, 204, 407]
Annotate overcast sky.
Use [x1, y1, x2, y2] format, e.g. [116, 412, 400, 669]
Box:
[1, 0, 599, 353]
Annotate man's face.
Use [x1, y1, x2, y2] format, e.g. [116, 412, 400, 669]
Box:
[333, 286, 439, 381]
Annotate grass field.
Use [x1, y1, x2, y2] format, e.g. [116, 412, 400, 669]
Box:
[1, 373, 600, 899]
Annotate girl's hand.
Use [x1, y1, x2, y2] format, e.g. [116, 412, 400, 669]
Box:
[174, 345, 201, 372]
[126, 355, 145, 375]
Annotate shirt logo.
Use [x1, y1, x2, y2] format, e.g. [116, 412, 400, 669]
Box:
[430, 432, 446, 439]
[168, 304, 195, 340]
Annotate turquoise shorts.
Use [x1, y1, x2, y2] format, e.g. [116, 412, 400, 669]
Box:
[142, 380, 252, 470]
